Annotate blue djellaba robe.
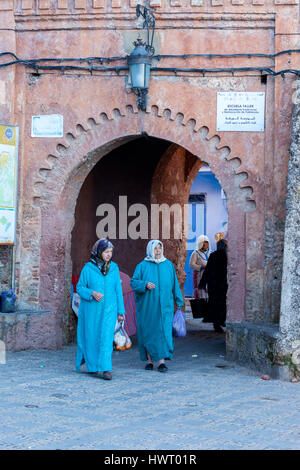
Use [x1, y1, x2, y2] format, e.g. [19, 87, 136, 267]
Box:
[130, 240, 184, 362]
[75, 255, 125, 373]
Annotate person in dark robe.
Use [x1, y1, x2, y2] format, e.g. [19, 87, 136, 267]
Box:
[199, 239, 228, 333]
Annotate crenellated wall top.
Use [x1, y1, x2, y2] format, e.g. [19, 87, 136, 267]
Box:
[5, 0, 298, 16]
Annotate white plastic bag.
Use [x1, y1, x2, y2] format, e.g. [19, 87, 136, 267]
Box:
[114, 320, 132, 351]
[172, 308, 186, 337]
[72, 293, 81, 317]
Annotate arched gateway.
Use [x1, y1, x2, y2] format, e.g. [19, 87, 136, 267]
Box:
[16, 104, 258, 352]
[0, 0, 297, 381]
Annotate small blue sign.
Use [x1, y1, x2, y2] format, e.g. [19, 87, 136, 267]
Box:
[5, 128, 13, 140]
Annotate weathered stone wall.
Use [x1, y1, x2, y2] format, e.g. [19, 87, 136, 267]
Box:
[279, 83, 300, 355]
[0, 310, 57, 351]
[0, 247, 13, 297]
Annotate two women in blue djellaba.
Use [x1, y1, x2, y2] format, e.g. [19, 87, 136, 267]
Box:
[75, 238, 125, 380]
[131, 240, 184, 373]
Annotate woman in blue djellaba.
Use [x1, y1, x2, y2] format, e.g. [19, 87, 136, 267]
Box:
[131, 240, 184, 373]
[76, 238, 125, 380]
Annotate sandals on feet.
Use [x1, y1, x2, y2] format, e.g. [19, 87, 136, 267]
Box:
[145, 363, 154, 370]
[103, 371, 112, 380]
[157, 363, 168, 373]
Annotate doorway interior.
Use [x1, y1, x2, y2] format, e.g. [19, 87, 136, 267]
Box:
[70, 136, 228, 345]
[184, 164, 228, 298]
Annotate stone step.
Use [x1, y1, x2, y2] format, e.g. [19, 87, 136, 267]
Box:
[0, 310, 58, 351]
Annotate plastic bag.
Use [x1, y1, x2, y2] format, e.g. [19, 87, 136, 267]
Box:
[1, 290, 16, 313]
[172, 308, 186, 337]
[72, 292, 81, 317]
[114, 320, 132, 351]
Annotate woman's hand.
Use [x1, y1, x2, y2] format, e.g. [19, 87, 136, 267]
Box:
[146, 282, 156, 290]
[118, 315, 125, 322]
[92, 291, 104, 302]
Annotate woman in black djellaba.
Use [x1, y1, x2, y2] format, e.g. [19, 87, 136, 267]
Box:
[199, 239, 228, 333]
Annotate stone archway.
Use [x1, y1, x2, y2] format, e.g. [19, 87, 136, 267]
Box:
[22, 105, 256, 347]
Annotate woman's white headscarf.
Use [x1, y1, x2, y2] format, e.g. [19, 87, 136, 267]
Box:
[144, 240, 167, 264]
[197, 235, 211, 254]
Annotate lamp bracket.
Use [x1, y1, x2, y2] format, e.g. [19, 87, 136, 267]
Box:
[133, 89, 148, 112]
[136, 2, 156, 55]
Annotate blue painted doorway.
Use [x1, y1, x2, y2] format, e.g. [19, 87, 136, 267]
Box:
[184, 194, 206, 297]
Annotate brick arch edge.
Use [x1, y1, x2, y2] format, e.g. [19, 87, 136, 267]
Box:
[32, 104, 256, 211]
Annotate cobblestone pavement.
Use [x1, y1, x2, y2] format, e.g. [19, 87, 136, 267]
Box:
[0, 318, 299, 450]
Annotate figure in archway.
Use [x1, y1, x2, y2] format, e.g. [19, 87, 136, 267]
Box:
[189, 235, 211, 299]
[131, 240, 184, 372]
[199, 239, 228, 333]
[75, 239, 125, 380]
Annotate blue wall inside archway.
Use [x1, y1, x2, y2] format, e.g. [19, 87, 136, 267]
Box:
[184, 166, 228, 297]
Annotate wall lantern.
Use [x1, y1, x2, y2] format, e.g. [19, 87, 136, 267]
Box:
[128, 3, 156, 111]
[128, 38, 153, 111]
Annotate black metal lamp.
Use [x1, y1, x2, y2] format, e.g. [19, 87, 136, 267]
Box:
[128, 38, 152, 111]
[127, 2, 155, 111]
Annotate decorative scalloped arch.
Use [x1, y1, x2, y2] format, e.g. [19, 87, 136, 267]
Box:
[33, 104, 256, 212]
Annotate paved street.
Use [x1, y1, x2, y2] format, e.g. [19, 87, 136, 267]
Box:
[0, 318, 299, 451]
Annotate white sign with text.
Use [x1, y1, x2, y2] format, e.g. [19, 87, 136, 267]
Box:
[31, 114, 63, 138]
[217, 92, 265, 132]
